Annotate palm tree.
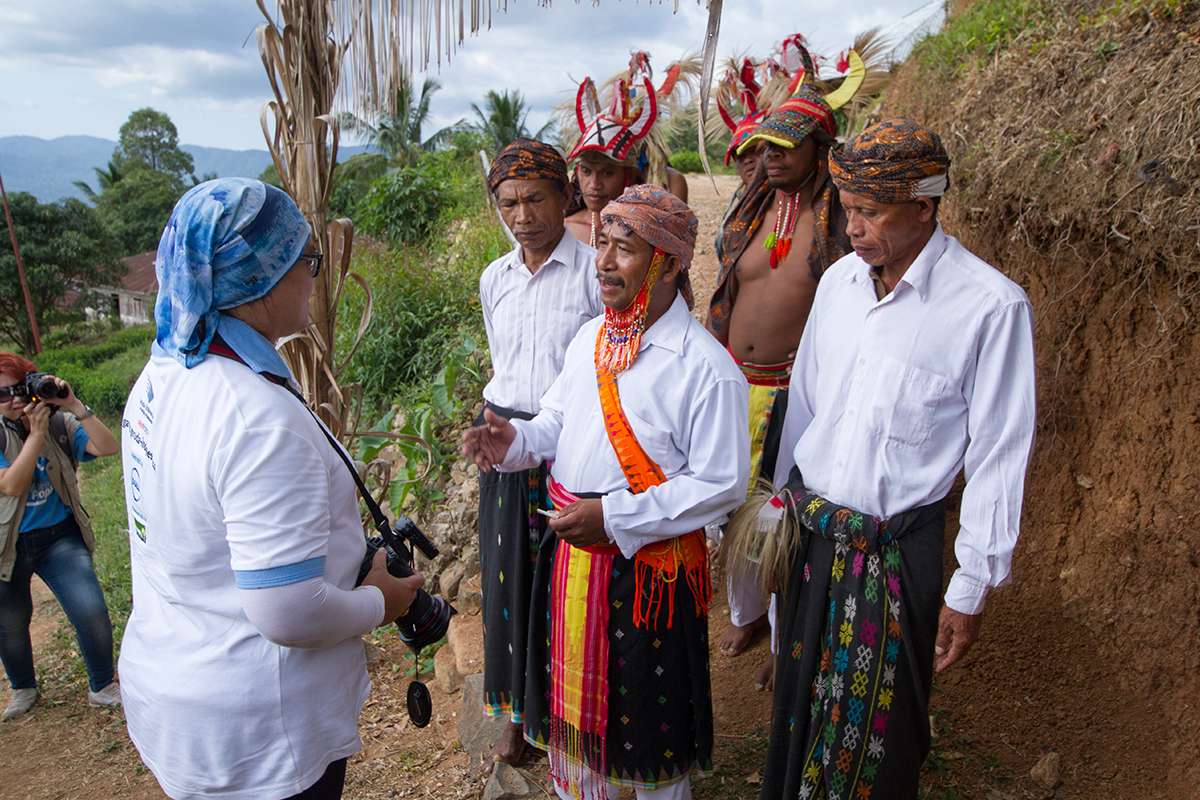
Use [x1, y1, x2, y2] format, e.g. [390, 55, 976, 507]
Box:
[72, 161, 124, 203]
[469, 89, 555, 152]
[343, 74, 463, 168]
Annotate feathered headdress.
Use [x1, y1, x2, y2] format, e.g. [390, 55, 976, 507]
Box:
[713, 35, 823, 164]
[564, 52, 699, 190]
[717, 30, 892, 161]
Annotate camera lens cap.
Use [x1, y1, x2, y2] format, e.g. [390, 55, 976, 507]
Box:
[407, 680, 432, 728]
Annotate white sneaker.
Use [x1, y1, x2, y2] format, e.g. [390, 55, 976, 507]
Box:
[88, 682, 122, 708]
[2, 688, 38, 721]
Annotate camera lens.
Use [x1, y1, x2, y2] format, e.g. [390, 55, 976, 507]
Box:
[389, 558, 456, 653]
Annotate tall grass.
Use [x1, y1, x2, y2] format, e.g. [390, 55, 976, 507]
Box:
[909, 0, 1054, 77]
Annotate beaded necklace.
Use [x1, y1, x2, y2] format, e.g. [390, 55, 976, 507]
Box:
[595, 249, 665, 375]
[589, 213, 598, 248]
[762, 169, 815, 269]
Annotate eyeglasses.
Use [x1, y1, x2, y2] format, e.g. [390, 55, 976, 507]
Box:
[0, 387, 16, 403]
[298, 252, 323, 277]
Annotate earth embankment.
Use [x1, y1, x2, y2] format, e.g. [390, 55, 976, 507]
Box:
[885, 1, 1200, 794]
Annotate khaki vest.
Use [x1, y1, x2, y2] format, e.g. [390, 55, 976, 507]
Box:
[0, 415, 94, 582]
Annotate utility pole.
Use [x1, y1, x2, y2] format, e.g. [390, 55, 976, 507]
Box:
[0, 166, 42, 354]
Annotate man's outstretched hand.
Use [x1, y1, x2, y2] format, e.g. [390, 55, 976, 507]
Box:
[461, 407, 516, 470]
[934, 605, 983, 672]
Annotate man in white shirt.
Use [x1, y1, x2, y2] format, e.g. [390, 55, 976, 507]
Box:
[477, 138, 603, 768]
[752, 119, 1036, 800]
[463, 185, 750, 800]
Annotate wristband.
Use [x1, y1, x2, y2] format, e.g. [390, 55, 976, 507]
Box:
[76, 405, 94, 421]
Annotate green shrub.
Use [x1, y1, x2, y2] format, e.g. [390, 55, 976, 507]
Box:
[35, 324, 154, 415]
[36, 325, 155, 372]
[337, 224, 500, 411]
[669, 150, 704, 174]
[357, 164, 447, 244]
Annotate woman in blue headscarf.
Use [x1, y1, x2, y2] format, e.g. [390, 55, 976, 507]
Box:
[120, 178, 424, 800]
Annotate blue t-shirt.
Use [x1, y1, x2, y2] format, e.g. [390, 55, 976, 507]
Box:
[0, 422, 95, 533]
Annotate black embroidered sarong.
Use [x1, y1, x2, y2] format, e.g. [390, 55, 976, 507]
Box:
[761, 468, 945, 800]
[476, 403, 549, 722]
[524, 526, 714, 790]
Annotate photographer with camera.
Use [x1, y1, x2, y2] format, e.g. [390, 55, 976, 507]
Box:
[0, 354, 121, 721]
[119, 178, 424, 800]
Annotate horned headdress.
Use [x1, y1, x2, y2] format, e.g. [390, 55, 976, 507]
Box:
[564, 52, 699, 190]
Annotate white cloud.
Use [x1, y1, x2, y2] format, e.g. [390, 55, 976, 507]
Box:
[0, 0, 940, 151]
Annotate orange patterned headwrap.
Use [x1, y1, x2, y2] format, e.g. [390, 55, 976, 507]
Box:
[829, 118, 951, 203]
[601, 184, 698, 309]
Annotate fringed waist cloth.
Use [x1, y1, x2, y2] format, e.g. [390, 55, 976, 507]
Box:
[761, 467, 946, 800]
[543, 475, 712, 794]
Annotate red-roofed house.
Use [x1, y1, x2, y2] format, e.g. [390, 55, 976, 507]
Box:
[74, 251, 158, 325]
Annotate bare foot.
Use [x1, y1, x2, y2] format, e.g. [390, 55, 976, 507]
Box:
[754, 656, 774, 692]
[718, 613, 768, 657]
[489, 720, 526, 768]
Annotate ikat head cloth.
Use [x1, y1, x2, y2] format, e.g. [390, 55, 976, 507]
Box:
[737, 83, 837, 155]
[154, 178, 310, 368]
[487, 138, 570, 194]
[601, 184, 697, 310]
[601, 184, 698, 269]
[829, 118, 951, 203]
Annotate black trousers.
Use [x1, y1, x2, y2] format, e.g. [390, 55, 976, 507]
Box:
[285, 758, 346, 800]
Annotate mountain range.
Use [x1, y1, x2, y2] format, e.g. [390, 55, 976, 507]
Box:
[0, 136, 372, 203]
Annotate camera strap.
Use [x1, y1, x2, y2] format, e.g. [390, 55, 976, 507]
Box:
[206, 339, 406, 557]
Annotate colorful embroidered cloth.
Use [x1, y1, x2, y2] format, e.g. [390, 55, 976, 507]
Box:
[546, 478, 614, 750]
[154, 178, 310, 368]
[737, 85, 837, 154]
[829, 118, 951, 203]
[543, 358, 711, 795]
[487, 137, 570, 193]
[762, 467, 946, 800]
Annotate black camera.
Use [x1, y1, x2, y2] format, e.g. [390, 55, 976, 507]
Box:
[356, 515, 456, 654]
[12, 372, 68, 404]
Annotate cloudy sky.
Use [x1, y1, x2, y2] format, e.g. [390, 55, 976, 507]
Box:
[0, 0, 941, 152]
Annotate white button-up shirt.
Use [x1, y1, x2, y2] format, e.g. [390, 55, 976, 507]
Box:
[480, 228, 603, 414]
[777, 223, 1036, 615]
[500, 294, 751, 557]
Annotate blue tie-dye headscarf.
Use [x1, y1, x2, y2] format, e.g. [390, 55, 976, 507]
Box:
[154, 178, 310, 368]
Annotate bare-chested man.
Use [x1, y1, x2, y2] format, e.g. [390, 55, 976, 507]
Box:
[565, 149, 689, 247]
[706, 84, 851, 685]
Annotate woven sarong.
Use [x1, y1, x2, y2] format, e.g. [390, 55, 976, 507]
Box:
[476, 403, 548, 722]
[762, 468, 946, 800]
